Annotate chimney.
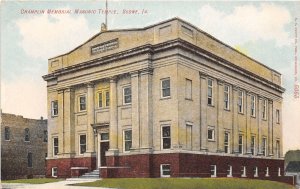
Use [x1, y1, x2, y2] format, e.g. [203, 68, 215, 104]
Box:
[101, 23, 107, 32]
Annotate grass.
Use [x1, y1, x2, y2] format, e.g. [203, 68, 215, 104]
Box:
[74, 178, 295, 189]
[1, 178, 64, 184]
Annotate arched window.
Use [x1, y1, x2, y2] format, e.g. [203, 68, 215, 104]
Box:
[24, 128, 30, 142]
[4, 127, 10, 141]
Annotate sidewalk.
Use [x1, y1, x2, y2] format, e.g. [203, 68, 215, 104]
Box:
[0, 179, 113, 189]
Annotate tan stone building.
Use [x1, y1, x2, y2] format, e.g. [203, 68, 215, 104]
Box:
[43, 18, 292, 183]
[1, 113, 48, 180]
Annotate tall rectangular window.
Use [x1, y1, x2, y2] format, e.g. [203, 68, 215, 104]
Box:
[224, 132, 230, 153]
[238, 135, 243, 154]
[161, 78, 171, 98]
[51, 100, 58, 116]
[262, 99, 267, 120]
[24, 128, 30, 142]
[210, 165, 217, 177]
[251, 136, 255, 155]
[276, 109, 280, 123]
[224, 85, 230, 110]
[79, 135, 86, 154]
[207, 79, 213, 105]
[123, 130, 132, 152]
[238, 91, 244, 113]
[251, 95, 256, 117]
[185, 79, 192, 100]
[4, 127, 10, 141]
[186, 124, 192, 150]
[162, 126, 171, 149]
[27, 152, 33, 167]
[262, 137, 267, 156]
[44, 130, 48, 142]
[53, 137, 58, 156]
[79, 96, 86, 111]
[276, 140, 280, 158]
[123, 86, 132, 104]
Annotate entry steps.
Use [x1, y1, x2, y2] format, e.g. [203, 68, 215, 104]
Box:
[79, 169, 100, 179]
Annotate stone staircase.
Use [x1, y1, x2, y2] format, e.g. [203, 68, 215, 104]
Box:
[79, 169, 100, 179]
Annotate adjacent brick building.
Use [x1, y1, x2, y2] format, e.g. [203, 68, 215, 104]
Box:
[1, 112, 48, 180]
[43, 18, 293, 184]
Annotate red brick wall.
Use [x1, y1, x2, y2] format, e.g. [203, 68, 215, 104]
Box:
[100, 153, 294, 185]
[46, 157, 96, 178]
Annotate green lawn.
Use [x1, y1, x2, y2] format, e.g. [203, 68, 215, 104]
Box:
[1, 178, 64, 184]
[74, 178, 294, 189]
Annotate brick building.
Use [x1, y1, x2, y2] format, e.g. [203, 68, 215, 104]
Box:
[1, 112, 48, 180]
[43, 18, 293, 184]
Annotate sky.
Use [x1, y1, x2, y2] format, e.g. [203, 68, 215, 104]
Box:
[0, 1, 300, 153]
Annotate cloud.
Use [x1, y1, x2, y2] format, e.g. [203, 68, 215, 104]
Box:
[15, 12, 98, 59]
[197, 3, 292, 47]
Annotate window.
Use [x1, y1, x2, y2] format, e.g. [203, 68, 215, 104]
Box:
[224, 132, 230, 153]
[123, 86, 132, 104]
[185, 79, 192, 100]
[27, 152, 32, 167]
[251, 95, 256, 117]
[79, 135, 86, 154]
[186, 124, 192, 150]
[160, 164, 171, 177]
[238, 135, 243, 154]
[44, 130, 48, 142]
[251, 136, 255, 155]
[98, 90, 110, 108]
[161, 78, 171, 98]
[79, 96, 86, 111]
[207, 79, 213, 105]
[224, 85, 230, 110]
[265, 167, 269, 177]
[278, 167, 281, 176]
[238, 90, 244, 113]
[262, 137, 267, 156]
[210, 165, 217, 177]
[123, 130, 132, 152]
[208, 127, 215, 141]
[4, 127, 10, 141]
[227, 165, 232, 177]
[162, 126, 171, 149]
[276, 140, 280, 158]
[254, 167, 258, 177]
[51, 100, 58, 116]
[241, 166, 247, 177]
[52, 167, 58, 177]
[276, 109, 280, 123]
[24, 128, 30, 142]
[262, 99, 267, 120]
[53, 137, 58, 156]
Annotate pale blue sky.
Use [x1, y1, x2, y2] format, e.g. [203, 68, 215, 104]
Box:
[1, 1, 300, 152]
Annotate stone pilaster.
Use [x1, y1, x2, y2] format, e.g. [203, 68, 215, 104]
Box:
[199, 73, 207, 151]
[140, 69, 153, 151]
[86, 83, 95, 155]
[131, 71, 140, 151]
[108, 77, 119, 154]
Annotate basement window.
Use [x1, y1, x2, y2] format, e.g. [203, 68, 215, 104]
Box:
[160, 164, 171, 177]
[52, 167, 57, 177]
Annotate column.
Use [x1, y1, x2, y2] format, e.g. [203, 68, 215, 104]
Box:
[131, 71, 140, 151]
[232, 86, 239, 153]
[268, 100, 273, 156]
[200, 73, 207, 151]
[87, 82, 95, 154]
[217, 80, 224, 152]
[140, 69, 153, 151]
[245, 91, 251, 154]
[108, 77, 118, 153]
[63, 88, 75, 156]
[57, 89, 64, 155]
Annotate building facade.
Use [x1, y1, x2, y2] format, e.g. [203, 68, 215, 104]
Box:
[43, 18, 292, 183]
[1, 113, 48, 180]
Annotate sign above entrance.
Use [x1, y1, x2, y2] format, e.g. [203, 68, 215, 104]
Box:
[91, 38, 119, 55]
